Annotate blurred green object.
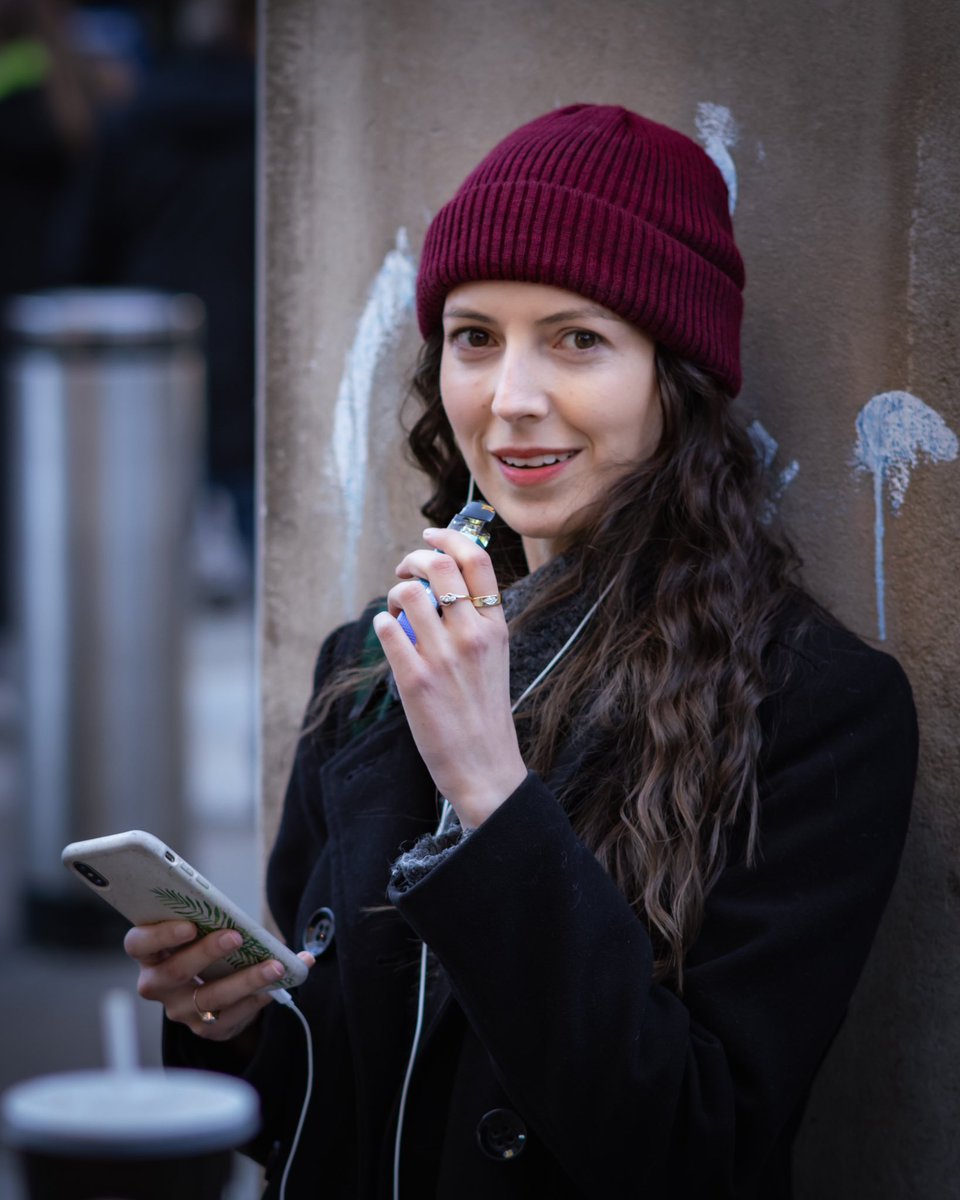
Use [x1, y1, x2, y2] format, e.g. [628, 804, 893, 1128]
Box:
[0, 40, 50, 102]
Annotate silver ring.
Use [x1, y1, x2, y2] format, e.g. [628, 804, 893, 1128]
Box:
[437, 592, 469, 606]
[470, 593, 502, 608]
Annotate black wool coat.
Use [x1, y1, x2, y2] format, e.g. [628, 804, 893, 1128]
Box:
[165, 603, 917, 1199]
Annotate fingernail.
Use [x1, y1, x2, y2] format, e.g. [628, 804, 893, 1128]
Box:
[263, 961, 284, 980]
[423, 528, 441, 538]
[220, 931, 243, 951]
[174, 922, 196, 941]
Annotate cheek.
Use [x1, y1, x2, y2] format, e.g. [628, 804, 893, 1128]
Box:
[440, 372, 484, 446]
[594, 389, 662, 462]
[440, 394, 471, 448]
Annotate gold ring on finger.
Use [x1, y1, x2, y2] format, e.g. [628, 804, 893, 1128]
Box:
[469, 593, 502, 608]
[193, 986, 220, 1024]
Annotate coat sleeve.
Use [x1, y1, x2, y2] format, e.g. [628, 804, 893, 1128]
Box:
[387, 625, 917, 1198]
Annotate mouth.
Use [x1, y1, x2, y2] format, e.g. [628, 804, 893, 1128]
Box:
[490, 448, 581, 486]
[496, 451, 578, 469]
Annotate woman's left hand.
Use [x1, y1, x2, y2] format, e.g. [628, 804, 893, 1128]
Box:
[373, 527, 527, 829]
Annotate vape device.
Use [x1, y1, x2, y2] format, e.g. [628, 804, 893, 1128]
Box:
[398, 501, 496, 644]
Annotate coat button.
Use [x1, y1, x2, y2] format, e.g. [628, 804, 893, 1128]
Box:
[303, 907, 335, 956]
[476, 1108, 527, 1161]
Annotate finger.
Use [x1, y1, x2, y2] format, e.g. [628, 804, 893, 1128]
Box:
[180, 953, 311, 1041]
[187, 958, 288, 1016]
[394, 548, 443, 581]
[404, 549, 472, 610]
[137, 928, 247, 994]
[384, 572, 478, 660]
[421, 528, 502, 604]
[396, 532, 499, 596]
[197, 996, 270, 1042]
[175, 984, 272, 1042]
[373, 608, 426, 671]
[124, 921, 197, 965]
[394, 549, 496, 623]
[385, 576, 443, 627]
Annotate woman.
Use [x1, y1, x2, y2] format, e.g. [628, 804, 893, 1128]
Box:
[127, 105, 917, 1199]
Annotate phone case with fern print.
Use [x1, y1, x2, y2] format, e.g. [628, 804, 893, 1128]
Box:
[62, 830, 308, 989]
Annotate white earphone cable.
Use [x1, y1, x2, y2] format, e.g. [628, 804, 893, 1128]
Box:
[392, 941, 430, 1200]
[270, 988, 313, 1200]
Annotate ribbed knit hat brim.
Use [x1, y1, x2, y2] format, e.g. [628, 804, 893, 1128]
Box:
[416, 105, 745, 395]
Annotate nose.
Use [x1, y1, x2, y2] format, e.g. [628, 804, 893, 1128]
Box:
[489, 346, 550, 422]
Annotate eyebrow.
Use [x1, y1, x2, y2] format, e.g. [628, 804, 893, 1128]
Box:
[442, 304, 621, 326]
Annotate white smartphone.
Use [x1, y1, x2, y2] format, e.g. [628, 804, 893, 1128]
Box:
[62, 830, 308, 990]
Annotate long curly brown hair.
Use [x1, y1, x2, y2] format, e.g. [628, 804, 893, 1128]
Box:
[400, 328, 805, 985]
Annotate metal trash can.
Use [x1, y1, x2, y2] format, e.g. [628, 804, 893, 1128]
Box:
[5, 289, 205, 944]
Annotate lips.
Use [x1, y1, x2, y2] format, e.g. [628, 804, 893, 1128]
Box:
[491, 447, 580, 486]
[499, 451, 576, 468]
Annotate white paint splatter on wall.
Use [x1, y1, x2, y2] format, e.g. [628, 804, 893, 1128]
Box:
[332, 227, 417, 608]
[695, 102, 739, 214]
[748, 420, 800, 522]
[853, 391, 958, 640]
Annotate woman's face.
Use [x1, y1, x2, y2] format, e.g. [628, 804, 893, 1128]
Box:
[439, 281, 662, 570]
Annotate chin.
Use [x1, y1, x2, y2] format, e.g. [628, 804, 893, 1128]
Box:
[496, 511, 557, 538]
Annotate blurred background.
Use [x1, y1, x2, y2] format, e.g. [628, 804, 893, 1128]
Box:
[0, 0, 260, 1193]
[3, 0, 959, 1197]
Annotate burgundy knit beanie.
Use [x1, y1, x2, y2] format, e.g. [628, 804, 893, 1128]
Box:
[416, 104, 745, 396]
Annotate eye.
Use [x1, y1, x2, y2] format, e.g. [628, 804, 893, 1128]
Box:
[449, 327, 493, 349]
[561, 329, 603, 351]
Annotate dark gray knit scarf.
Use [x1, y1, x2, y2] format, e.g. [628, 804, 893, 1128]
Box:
[503, 551, 595, 706]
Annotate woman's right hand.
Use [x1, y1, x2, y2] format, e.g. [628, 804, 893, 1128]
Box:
[124, 920, 312, 1043]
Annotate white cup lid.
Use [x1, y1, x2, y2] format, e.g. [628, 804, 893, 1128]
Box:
[1, 1069, 259, 1157]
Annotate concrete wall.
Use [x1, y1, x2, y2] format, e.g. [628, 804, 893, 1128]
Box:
[259, 2, 960, 1193]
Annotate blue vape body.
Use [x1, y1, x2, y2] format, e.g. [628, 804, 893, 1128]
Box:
[398, 502, 496, 645]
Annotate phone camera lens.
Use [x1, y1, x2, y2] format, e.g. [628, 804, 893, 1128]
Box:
[73, 861, 109, 888]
